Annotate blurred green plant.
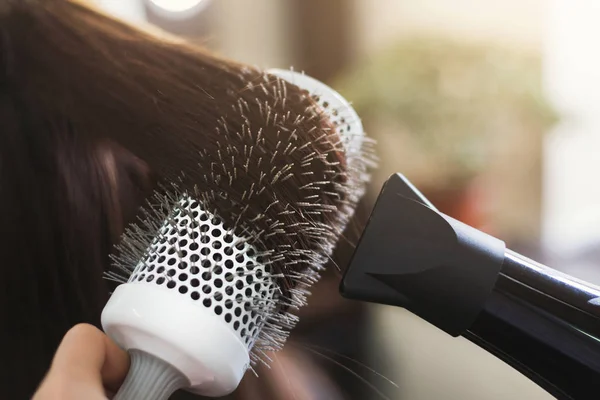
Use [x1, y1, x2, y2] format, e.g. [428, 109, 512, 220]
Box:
[334, 36, 559, 189]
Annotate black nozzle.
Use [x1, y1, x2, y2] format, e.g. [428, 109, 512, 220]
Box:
[340, 173, 505, 337]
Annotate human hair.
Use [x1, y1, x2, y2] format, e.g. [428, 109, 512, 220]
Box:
[0, 1, 351, 398]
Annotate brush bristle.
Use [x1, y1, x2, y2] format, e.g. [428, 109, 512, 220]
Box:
[106, 68, 376, 368]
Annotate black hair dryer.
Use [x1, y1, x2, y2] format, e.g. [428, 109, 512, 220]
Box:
[340, 173, 600, 400]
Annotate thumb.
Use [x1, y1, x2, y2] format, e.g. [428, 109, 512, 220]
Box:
[33, 323, 130, 399]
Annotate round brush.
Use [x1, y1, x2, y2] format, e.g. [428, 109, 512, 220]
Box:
[101, 69, 375, 399]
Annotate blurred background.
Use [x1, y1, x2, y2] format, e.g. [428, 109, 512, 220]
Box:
[92, 1, 600, 399]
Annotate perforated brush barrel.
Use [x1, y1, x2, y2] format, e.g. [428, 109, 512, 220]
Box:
[102, 196, 279, 397]
[127, 196, 278, 350]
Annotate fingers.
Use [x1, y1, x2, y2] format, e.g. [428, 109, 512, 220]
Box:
[98, 326, 131, 392]
[34, 323, 130, 399]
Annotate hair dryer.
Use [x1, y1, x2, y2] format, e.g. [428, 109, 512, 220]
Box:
[340, 173, 600, 400]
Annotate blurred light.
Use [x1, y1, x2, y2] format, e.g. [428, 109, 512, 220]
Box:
[92, 0, 146, 24]
[149, 0, 201, 12]
[147, 0, 209, 18]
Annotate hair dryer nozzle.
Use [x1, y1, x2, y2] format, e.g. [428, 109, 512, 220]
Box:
[340, 173, 506, 336]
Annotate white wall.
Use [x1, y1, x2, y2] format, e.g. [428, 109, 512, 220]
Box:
[209, 0, 293, 68]
[542, 0, 600, 256]
[352, 0, 545, 56]
[91, 0, 147, 24]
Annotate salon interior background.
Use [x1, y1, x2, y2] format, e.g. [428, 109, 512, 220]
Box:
[93, 1, 600, 399]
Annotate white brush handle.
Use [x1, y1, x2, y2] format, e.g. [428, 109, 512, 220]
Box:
[113, 350, 189, 400]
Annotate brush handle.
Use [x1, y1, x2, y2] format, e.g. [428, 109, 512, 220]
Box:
[113, 350, 189, 400]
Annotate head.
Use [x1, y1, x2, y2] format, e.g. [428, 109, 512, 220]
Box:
[0, 1, 370, 398]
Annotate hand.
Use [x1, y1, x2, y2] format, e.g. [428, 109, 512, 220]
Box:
[33, 324, 130, 400]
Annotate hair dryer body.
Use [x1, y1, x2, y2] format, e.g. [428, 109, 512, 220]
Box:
[341, 173, 600, 400]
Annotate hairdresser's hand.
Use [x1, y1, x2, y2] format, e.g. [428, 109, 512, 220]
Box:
[32, 324, 130, 400]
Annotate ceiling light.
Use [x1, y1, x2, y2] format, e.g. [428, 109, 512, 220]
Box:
[147, 0, 209, 19]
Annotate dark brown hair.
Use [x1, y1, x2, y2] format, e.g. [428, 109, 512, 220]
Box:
[0, 1, 354, 398]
